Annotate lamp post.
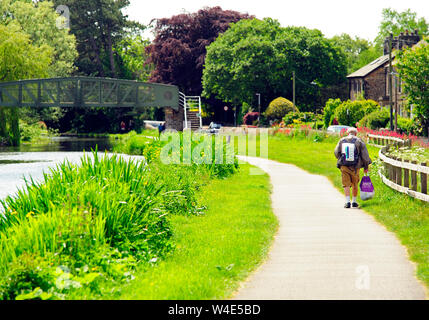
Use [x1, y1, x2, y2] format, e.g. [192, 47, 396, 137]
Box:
[388, 33, 394, 131]
[256, 93, 261, 118]
[391, 71, 400, 132]
[293, 71, 296, 109]
[292, 71, 317, 109]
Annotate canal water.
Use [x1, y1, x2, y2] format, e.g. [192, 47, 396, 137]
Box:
[0, 137, 142, 202]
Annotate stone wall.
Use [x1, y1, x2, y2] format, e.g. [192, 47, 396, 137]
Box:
[363, 66, 388, 104]
[165, 107, 184, 131]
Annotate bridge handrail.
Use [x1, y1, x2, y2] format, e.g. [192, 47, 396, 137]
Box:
[0, 76, 178, 89]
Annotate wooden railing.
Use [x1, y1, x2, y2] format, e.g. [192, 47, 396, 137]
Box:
[367, 133, 408, 147]
[378, 145, 429, 203]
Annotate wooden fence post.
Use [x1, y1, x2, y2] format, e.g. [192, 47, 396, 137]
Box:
[391, 156, 397, 183]
[407, 139, 412, 148]
[421, 162, 427, 195]
[396, 157, 402, 186]
[411, 160, 418, 192]
[403, 159, 410, 188]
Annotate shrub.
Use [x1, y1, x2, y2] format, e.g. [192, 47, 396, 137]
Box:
[397, 116, 414, 135]
[322, 98, 342, 128]
[264, 97, 298, 122]
[283, 112, 319, 126]
[358, 108, 390, 129]
[243, 112, 260, 125]
[334, 99, 379, 127]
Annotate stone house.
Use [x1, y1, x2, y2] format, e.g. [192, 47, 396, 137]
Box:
[347, 30, 421, 117]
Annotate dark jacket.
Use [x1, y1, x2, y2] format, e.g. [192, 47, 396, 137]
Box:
[334, 135, 372, 170]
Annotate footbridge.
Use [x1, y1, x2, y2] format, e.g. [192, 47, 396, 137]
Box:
[0, 77, 201, 130]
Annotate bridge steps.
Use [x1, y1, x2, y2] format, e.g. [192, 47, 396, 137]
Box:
[185, 110, 201, 130]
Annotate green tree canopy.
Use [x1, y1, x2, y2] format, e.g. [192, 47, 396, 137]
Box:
[375, 8, 429, 51]
[0, 23, 53, 145]
[396, 40, 429, 136]
[330, 33, 380, 73]
[114, 35, 153, 81]
[50, 0, 143, 78]
[202, 18, 347, 111]
[1, 0, 77, 77]
[0, 23, 52, 82]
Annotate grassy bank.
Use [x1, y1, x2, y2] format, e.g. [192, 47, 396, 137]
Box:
[0, 131, 276, 300]
[246, 131, 429, 288]
[119, 164, 277, 299]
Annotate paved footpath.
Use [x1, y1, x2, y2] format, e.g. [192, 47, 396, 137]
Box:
[233, 156, 427, 300]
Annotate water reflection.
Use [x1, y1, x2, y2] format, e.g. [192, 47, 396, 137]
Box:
[0, 137, 122, 201]
[0, 136, 112, 153]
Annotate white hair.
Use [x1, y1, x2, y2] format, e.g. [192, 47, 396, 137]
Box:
[347, 127, 358, 135]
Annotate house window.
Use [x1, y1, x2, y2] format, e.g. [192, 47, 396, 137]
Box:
[355, 80, 361, 93]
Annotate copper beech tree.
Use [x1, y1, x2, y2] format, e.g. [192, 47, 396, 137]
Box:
[146, 7, 252, 96]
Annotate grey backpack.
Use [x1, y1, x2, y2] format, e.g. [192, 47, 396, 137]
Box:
[340, 137, 359, 167]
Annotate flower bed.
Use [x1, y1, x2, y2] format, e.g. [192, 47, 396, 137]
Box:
[358, 127, 429, 149]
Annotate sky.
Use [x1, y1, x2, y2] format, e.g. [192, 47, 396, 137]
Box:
[124, 0, 429, 41]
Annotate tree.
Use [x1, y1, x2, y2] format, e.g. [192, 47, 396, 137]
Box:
[1, 0, 78, 130]
[330, 33, 380, 73]
[375, 8, 429, 52]
[115, 35, 153, 81]
[0, 23, 52, 145]
[146, 6, 252, 96]
[396, 40, 429, 136]
[202, 18, 347, 112]
[1, 0, 77, 77]
[46, 0, 147, 133]
[50, 0, 141, 78]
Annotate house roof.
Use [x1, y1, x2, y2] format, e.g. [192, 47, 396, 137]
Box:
[347, 39, 428, 79]
[347, 54, 392, 78]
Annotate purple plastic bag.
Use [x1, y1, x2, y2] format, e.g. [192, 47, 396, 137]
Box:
[360, 175, 374, 200]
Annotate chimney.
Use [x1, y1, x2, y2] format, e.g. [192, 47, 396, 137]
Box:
[397, 29, 421, 50]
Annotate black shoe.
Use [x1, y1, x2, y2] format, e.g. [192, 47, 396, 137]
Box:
[344, 202, 351, 208]
[352, 202, 359, 208]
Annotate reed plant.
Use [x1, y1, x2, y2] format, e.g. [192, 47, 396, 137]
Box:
[0, 134, 239, 299]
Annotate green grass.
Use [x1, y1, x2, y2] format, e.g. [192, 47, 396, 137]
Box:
[118, 164, 277, 300]
[249, 132, 429, 290]
[0, 133, 275, 300]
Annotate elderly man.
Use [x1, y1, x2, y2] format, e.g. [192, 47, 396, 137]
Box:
[334, 127, 372, 208]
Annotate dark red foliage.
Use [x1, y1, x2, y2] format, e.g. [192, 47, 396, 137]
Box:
[146, 6, 252, 95]
[243, 112, 260, 125]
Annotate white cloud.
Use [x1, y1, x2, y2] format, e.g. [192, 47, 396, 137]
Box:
[124, 0, 429, 41]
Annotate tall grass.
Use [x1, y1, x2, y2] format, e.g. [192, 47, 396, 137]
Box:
[119, 164, 277, 300]
[0, 132, 240, 299]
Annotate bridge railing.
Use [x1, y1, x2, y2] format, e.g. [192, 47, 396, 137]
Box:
[179, 93, 202, 130]
[0, 77, 179, 110]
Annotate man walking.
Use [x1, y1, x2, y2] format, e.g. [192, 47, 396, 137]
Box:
[334, 127, 372, 208]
